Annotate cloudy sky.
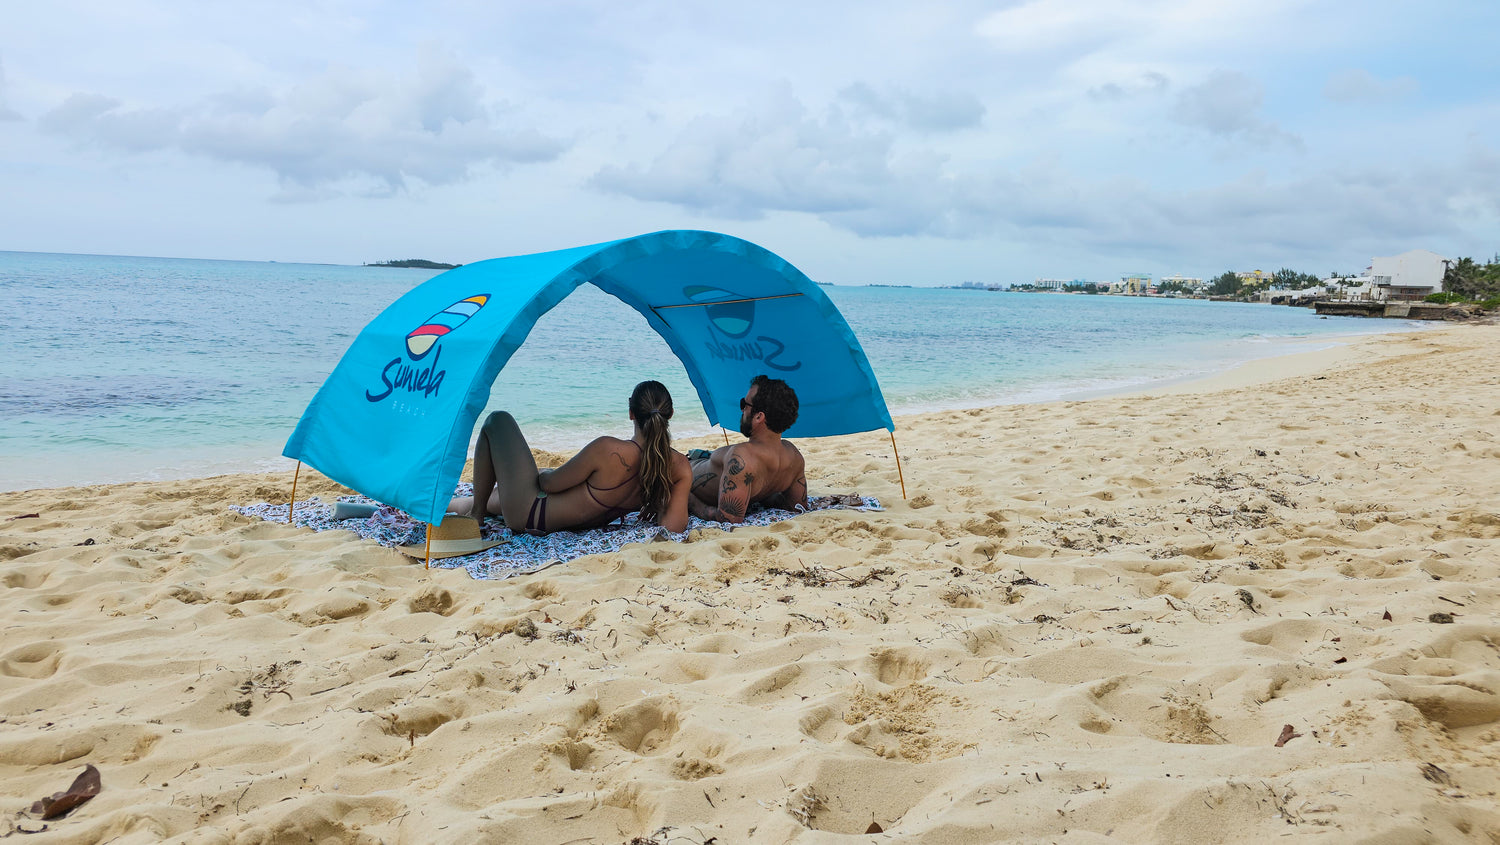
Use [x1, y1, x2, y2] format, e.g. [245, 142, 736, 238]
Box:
[2, 1, 1497, 284]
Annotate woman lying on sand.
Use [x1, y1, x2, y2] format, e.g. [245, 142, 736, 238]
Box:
[449, 380, 693, 534]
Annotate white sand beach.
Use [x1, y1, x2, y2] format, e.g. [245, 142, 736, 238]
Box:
[2, 325, 1498, 843]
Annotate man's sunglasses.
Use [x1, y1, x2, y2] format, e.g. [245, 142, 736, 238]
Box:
[740, 398, 755, 412]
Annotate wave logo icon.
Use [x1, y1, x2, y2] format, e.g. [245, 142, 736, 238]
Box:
[366, 293, 489, 404]
[683, 285, 801, 373]
[406, 294, 489, 360]
[683, 285, 753, 338]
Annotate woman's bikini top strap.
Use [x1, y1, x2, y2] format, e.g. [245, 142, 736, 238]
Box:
[585, 440, 642, 509]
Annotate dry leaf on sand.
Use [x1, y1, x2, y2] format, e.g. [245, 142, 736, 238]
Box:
[30, 765, 101, 820]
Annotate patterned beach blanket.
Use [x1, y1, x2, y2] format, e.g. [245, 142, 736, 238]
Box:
[232, 485, 881, 580]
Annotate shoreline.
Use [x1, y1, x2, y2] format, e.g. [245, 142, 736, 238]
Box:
[1105, 323, 1450, 398]
[0, 322, 1448, 495]
[0, 326, 1458, 504]
[2, 323, 1497, 841]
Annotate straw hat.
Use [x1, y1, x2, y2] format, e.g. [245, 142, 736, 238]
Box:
[397, 516, 501, 560]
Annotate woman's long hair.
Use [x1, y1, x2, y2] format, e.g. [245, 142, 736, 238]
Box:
[629, 380, 674, 523]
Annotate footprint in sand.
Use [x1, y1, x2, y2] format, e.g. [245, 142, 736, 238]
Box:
[961, 516, 1007, 538]
[1079, 674, 1227, 745]
[603, 697, 680, 755]
[521, 580, 558, 600]
[546, 737, 594, 771]
[0, 641, 63, 679]
[670, 757, 724, 780]
[1376, 674, 1500, 729]
[406, 584, 456, 616]
[377, 700, 461, 739]
[869, 647, 931, 685]
[314, 591, 373, 621]
[656, 652, 720, 683]
[955, 622, 1013, 658]
[1239, 618, 1345, 653]
[1366, 625, 1500, 729]
[1, 566, 46, 587]
[738, 663, 804, 701]
[683, 633, 748, 655]
[798, 703, 843, 742]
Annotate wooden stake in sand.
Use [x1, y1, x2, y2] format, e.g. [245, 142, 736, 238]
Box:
[889, 429, 907, 500]
[288, 461, 302, 525]
[424, 523, 432, 571]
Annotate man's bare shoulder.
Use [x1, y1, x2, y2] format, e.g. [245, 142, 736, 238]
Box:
[728, 440, 776, 469]
[781, 439, 805, 467]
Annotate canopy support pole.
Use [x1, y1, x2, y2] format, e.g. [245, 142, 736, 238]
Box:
[424, 524, 432, 571]
[888, 430, 907, 500]
[722, 428, 730, 446]
[288, 461, 302, 525]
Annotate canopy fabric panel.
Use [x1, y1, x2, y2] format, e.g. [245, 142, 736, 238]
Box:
[284, 230, 891, 525]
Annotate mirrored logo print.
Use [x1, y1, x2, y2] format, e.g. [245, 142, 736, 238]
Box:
[683, 285, 801, 372]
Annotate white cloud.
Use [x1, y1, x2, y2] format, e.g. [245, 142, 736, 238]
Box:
[1323, 68, 1418, 103]
[837, 83, 985, 132]
[36, 47, 566, 196]
[4, 1, 1498, 275]
[1172, 71, 1263, 135]
[975, 0, 1126, 52]
[588, 79, 1496, 269]
[591, 86, 920, 224]
[975, 0, 1311, 57]
[0, 57, 22, 121]
[1171, 70, 1301, 148]
[1088, 71, 1170, 102]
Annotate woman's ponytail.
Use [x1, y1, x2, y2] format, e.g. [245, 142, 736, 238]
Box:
[630, 381, 674, 524]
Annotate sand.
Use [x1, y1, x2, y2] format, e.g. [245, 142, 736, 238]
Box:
[2, 325, 1498, 843]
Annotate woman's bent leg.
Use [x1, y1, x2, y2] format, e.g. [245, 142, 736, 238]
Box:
[463, 411, 541, 526]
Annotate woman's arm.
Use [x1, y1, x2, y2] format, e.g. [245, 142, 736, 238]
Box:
[659, 452, 692, 534]
[537, 438, 609, 493]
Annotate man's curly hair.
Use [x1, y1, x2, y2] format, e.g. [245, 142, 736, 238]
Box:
[750, 374, 799, 434]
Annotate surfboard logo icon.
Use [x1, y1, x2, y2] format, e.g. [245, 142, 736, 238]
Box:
[405, 294, 489, 360]
[683, 285, 753, 338]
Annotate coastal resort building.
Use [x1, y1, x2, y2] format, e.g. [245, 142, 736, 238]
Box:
[1112, 273, 1152, 295]
[1235, 270, 1274, 291]
[1255, 285, 1331, 305]
[1327, 275, 1376, 301]
[1369, 249, 1448, 301]
[1157, 274, 1204, 295]
[1031, 278, 1068, 291]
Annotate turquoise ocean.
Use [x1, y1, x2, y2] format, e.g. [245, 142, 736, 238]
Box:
[0, 250, 1424, 492]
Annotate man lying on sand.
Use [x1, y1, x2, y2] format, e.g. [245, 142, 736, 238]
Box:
[688, 374, 808, 523]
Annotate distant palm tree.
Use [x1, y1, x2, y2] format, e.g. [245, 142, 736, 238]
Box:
[1443, 257, 1482, 299]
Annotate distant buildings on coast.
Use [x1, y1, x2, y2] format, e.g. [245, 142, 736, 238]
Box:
[953, 248, 1451, 306]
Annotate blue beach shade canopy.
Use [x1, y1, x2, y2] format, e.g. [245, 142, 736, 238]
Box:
[284, 230, 893, 525]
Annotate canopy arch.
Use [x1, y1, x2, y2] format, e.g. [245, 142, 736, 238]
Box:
[285, 229, 892, 525]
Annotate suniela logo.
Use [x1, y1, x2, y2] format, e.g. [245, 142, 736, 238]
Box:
[685, 285, 801, 372]
[365, 294, 489, 402]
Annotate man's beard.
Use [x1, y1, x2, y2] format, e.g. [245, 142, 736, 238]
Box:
[739, 414, 754, 438]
